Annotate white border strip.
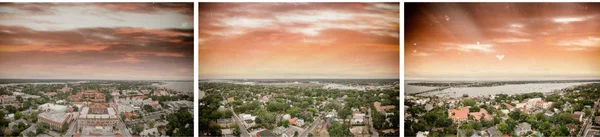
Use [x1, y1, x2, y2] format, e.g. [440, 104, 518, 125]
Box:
[193, 1, 199, 136]
[399, 2, 405, 137]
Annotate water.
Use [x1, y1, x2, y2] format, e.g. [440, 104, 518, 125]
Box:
[153, 82, 193, 93]
[418, 82, 593, 98]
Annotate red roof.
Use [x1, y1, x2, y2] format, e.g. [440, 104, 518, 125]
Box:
[469, 108, 492, 121]
[448, 107, 469, 119]
[503, 103, 514, 109]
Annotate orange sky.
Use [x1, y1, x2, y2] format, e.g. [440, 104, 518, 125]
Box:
[199, 3, 399, 79]
[405, 3, 600, 80]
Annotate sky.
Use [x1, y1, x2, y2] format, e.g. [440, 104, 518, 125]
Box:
[199, 3, 400, 79]
[0, 3, 194, 80]
[405, 3, 600, 80]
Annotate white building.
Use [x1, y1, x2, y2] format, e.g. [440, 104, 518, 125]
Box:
[38, 103, 68, 112]
[352, 114, 366, 124]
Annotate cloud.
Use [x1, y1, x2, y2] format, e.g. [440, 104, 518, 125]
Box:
[555, 36, 600, 47]
[443, 42, 495, 53]
[493, 37, 532, 43]
[553, 16, 594, 24]
[0, 3, 193, 31]
[199, 3, 399, 79]
[201, 3, 399, 37]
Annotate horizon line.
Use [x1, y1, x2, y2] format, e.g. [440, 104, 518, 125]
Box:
[0, 78, 194, 81]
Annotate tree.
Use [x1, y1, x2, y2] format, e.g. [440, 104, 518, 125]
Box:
[14, 111, 23, 120]
[36, 123, 48, 134]
[166, 107, 193, 136]
[233, 125, 241, 135]
[208, 123, 222, 136]
[148, 120, 156, 128]
[62, 122, 69, 132]
[223, 110, 233, 118]
[584, 107, 592, 117]
[463, 99, 476, 106]
[294, 131, 299, 137]
[6, 105, 17, 114]
[255, 116, 263, 124]
[328, 122, 352, 137]
[143, 104, 154, 112]
[338, 107, 352, 121]
[497, 121, 511, 134]
[282, 120, 290, 128]
[0, 111, 8, 127]
[460, 123, 474, 136]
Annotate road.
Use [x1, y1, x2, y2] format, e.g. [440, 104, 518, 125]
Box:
[118, 120, 132, 137]
[64, 121, 77, 137]
[367, 109, 379, 137]
[582, 98, 600, 137]
[299, 118, 321, 137]
[230, 107, 251, 137]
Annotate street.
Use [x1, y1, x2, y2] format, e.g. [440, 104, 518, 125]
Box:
[64, 121, 76, 137]
[299, 118, 321, 137]
[367, 109, 379, 137]
[582, 98, 600, 137]
[230, 107, 251, 137]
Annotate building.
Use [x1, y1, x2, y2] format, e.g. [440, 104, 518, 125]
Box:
[43, 92, 57, 97]
[76, 104, 119, 131]
[257, 130, 277, 137]
[296, 118, 305, 127]
[503, 103, 515, 111]
[374, 102, 396, 112]
[288, 118, 297, 125]
[514, 123, 531, 136]
[572, 113, 584, 122]
[487, 127, 503, 137]
[217, 118, 233, 128]
[0, 95, 16, 104]
[140, 128, 159, 136]
[448, 107, 469, 123]
[469, 108, 492, 122]
[352, 113, 366, 124]
[38, 111, 72, 131]
[227, 97, 235, 103]
[38, 103, 68, 112]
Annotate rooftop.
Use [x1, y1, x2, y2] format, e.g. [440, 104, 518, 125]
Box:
[38, 111, 71, 124]
[79, 106, 117, 119]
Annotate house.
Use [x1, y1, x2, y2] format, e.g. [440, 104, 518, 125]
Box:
[227, 97, 235, 103]
[288, 118, 297, 125]
[572, 113, 584, 122]
[487, 127, 503, 137]
[374, 102, 396, 112]
[595, 116, 600, 125]
[448, 107, 469, 123]
[352, 113, 366, 124]
[469, 108, 491, 122]
[221, 128, 233, 136]
[239, 114, 255, 120]
[416, 131, 429, 137]
[503, 103, 514, 111]
[140, 128, 159, 136]
[282, 114, 291, 120]
[514, 123, 531, 136]
[217, 118, 233, 128]
[296, 118, 305, 127]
